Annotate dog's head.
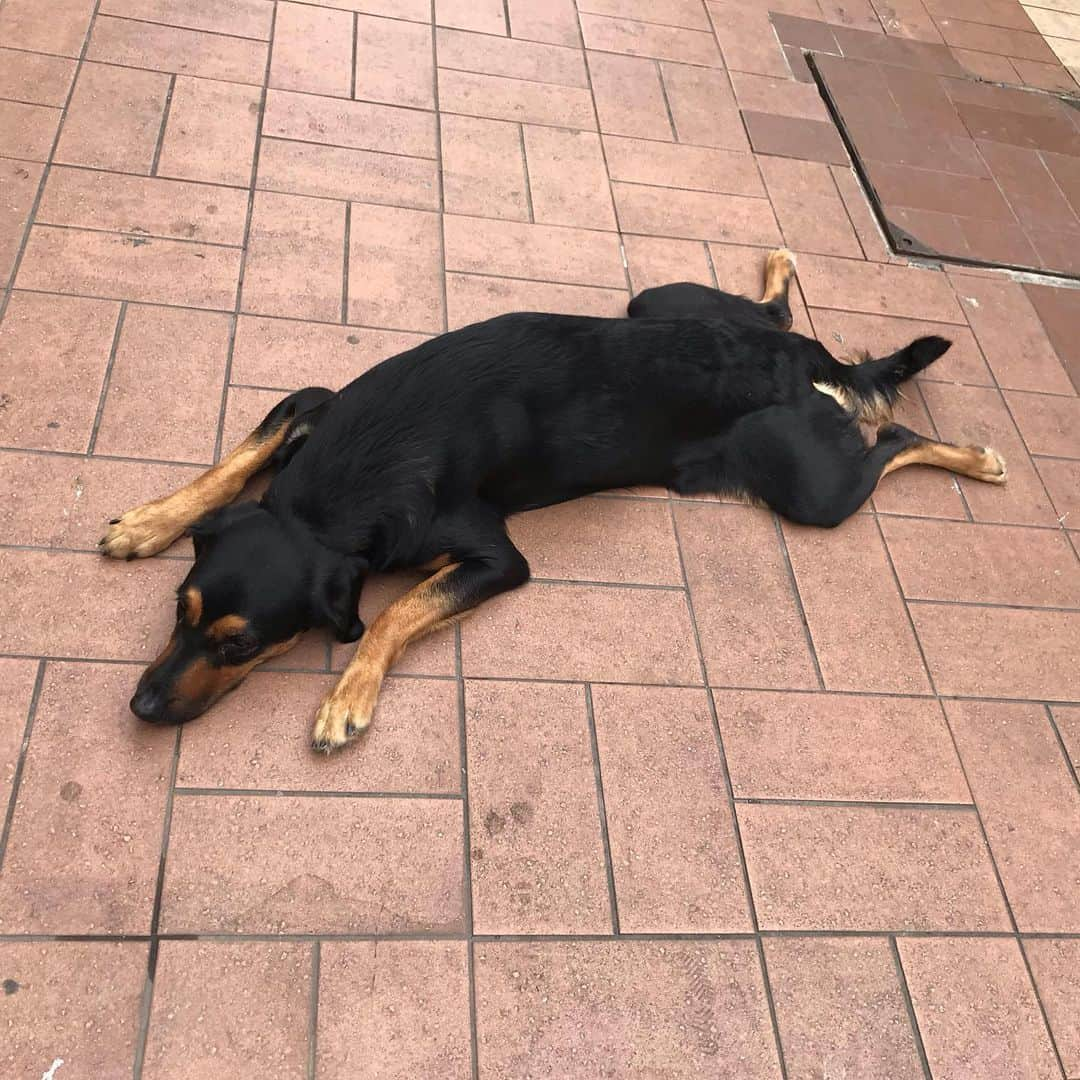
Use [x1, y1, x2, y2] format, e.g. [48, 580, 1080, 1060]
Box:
[130, 502, 367, 724]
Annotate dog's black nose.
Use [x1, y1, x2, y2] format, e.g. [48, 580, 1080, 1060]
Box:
[130, 687, 168, 723]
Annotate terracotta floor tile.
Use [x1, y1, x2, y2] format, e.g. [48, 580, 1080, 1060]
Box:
[716, 689, 970, 803]
[0, 452, 199, 553]
[465, 680, 611, 934]
[160, 794, 464, 932]
[0, 549, 178, 661]
[155, 75, 261, 188]
[0, 662, 173, 933]
[444, 214, 625, 287]
[99, 0, 274, 38]
[0, 100, 60, 160]
[913, 603, 1080, 700]
[0, 0, 96, 56]
[946, 699, 1080, 931]
[0, 47, 75, 106]
[17, 225, 242, 310]
[730, 71, 830, 122]
[436, 0, 506, 34]
[438, 68, 596, 129]
[270, 0, 352, 97]
[705, 1, 790, 78]
[587, 51, 673, 140]
[0, 158, 43, 284]
[744, 112, 849, 167]
[522, 126, 616, 230]
[88, 14, 267, 83]
[460, 580, 700, 683]
[591, 684, 751, 932]
[1024, 938, 1080, 1078]
[660, 60, 748, 151]
[1006, 390, 1080, 459]
[0, 657, 38, 816]
[739, 802, 1010, 931]
[1038, 457, 1080, 524]
[898, 937, 1061, 1079]
[603, 134, 763, 196]
[348, 202, 444, 332]
[830, 164, 902, 263]
[437, 26, 588, 87]
[797, 254, 964, 323]
[808, 307, 993, 386]
[507, 0, 580, 47]
[578, 0, 711, 29]
[614, 181, 780, 246]
[580, 12, 722, 65]
[759, 155, 862, 258]
[939, 17, 1058, 61]
[1053, 704, 1080, 770]
[622, 234, 713, 292]
[355, 14, 434, 109]
[920, 381, 1059, 526]
[1025, 283, 1080, 395]
[89, 15, 270, 82]
[473, 940, 782, 1078]
[507, 495, 682, 584]
[242, 190, 345, 322]
[953, 276, 1074, 395]
[0, 941, 146, 1078]
[231, 315, 427, 389]
[675, 502, 818, 690]
[178, 671, 461, 793]
[883, 517, 1080, 606]
[318, 941, 472, 1079]
[218, 384, 285, 456]
[446, 272, 629, 326]
[263, 88, 438, 159]
[257, 137, 439, 208]
[143, 941, 311, 1079]
[763, 937, 926, 1080]
[441, 113, 530, 222]
[93, 304, 230, 464]
[0, 291, 119, 453]
[784, 515, 931, 694]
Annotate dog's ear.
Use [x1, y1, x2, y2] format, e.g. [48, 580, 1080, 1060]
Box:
[187, 502, 264, 558]
[311, 552, 368, 642]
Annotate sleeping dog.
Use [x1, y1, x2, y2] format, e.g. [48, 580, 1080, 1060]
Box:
[100, 251, 1005, 751]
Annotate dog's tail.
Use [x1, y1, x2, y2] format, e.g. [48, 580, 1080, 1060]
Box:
[817, 334, 951, 425]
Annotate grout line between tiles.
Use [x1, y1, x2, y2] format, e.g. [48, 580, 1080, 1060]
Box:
[341, 201, 351, 325]
[889, 936, 934, 1080]
[306, 940, 321, 1080]
[517, 123, 535, 224]
[149, 73, 176, 177]
[86, 300, 127, 456]
[772, 514, 826, 690]
[350, 11, 358, 101]
[1043, 702, 1080, 797]
[584, 684, 621, 935]
[0, 660, 46, 874]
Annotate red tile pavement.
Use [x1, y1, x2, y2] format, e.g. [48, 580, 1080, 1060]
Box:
[2, 0, 1080, 1074]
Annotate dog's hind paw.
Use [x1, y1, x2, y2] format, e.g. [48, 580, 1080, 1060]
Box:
[98, 502, 185, 559]
[973, 446, 1007, 485]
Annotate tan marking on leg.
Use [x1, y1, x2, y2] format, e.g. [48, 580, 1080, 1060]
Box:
[206, 614, 250, 642]
[312, 564, 461, 752]
[761, 248, 796, 303]
[99, 423, 291, 559]
[184, 587, 202, 627]
[419, 552, 453, 572]
[880, 440, 1007, 484]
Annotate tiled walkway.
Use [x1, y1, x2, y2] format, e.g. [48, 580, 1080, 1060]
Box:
[2, 0, 1080, 1077]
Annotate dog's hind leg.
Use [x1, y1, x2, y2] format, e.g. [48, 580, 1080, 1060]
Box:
[99, 387, 333, 559]
[312, 510, 530, 752]
[759, 248, 796, 330]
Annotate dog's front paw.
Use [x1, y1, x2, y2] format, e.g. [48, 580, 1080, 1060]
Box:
[311, 677, 378, 754]
[973, 446, 1007, 485]
[98, 502, 185, 559]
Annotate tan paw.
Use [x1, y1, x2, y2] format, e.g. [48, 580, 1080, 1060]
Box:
[98, 503, 185, 559]
[311, 679, 377, 754]
[973, 446, 1007, 485]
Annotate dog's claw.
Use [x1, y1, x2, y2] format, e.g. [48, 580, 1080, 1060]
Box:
[109, 517, 120, 525]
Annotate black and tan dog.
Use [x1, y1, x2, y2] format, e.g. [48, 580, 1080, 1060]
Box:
[101, 251, 1005, 751]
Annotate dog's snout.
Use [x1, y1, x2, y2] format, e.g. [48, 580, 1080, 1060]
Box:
[130, 686, 169, 723]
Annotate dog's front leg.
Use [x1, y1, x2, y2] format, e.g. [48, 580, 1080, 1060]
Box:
[312, 534, 530, 753]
